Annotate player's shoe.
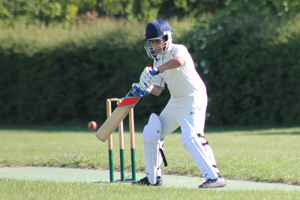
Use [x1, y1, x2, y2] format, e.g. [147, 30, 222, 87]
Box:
[199, 174, 227, 188]
[132, 176, 163, 186]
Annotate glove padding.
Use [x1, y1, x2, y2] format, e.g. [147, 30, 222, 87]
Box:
[132, 82, 153, 97]
[131, 66, 158, 97]
[140, 66, 157, 86]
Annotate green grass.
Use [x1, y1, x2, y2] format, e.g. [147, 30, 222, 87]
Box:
[1, 179, 299, 200]
[1, 126, 300, 199]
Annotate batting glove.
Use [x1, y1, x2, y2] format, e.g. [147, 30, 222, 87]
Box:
[132, 83, 153, 97]
[140, 66, 158, 86]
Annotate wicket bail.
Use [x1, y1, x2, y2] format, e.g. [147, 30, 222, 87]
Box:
[106, 98, 136, 182]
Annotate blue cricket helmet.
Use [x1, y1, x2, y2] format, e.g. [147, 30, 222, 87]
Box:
[144, 19, 173, 41]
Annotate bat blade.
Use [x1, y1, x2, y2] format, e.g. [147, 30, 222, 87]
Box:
[95, 107, 131, 142]
[95, 88, 141, 142]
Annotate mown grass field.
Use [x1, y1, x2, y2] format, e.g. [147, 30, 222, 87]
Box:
[1, 125, 300, 199]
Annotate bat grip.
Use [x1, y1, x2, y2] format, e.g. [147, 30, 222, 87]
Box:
[150, 67, 159, 76]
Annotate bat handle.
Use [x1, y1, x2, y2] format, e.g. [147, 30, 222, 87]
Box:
[150, 67, 159, 76]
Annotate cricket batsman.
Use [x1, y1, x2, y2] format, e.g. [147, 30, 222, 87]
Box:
[132, 19, 227, 188]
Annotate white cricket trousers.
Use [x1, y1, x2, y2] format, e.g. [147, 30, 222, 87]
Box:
[159, 95, 208, 139]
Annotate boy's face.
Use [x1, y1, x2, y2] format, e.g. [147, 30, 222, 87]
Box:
[149, 38, 167, 53]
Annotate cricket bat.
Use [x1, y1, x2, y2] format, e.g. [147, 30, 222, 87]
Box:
[95, 87, 142, 142]
[95, 68, 158, 142]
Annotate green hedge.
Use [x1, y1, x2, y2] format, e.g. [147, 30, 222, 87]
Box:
[1, 13, 300, 126]
[187, 2, 300, 125]
[0, 20, 186, 124]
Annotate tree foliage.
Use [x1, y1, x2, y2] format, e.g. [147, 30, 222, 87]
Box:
[2, 0, 298, 27]
[0, 0, 79, 27]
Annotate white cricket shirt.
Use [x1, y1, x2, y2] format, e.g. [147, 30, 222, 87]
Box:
[153, 43, 207, 99]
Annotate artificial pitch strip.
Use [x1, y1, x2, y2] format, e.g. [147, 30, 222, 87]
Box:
[1, 167, 300, 191]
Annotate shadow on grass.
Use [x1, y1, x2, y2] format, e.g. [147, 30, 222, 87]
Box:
[93, 179, 134, 184]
